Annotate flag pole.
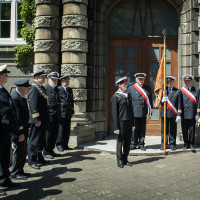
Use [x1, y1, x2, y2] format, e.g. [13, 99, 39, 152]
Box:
[162, 29, 167, 155]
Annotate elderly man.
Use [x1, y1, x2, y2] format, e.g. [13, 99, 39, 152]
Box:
[28, 69, 49, 169]
[43, 72, 60, 159]
[160, 76, 179, 150]
[128, 73, 153, 151]
[10, 79, 31, 180]
[0, 65, 20, 196]
[56, 75, 74, 152]
[111, 77, 133, 168]
[177, 75, 200, 149]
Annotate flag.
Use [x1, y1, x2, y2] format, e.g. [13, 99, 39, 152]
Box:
[154, 53, 165, 107]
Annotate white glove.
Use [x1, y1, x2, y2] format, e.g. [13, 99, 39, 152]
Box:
[114, 130, 120, 134]
[176, 116, 181, 123]
[162, 96, 168, 103]
[195, 115, 199, 121]
[132, 127, 135, 131]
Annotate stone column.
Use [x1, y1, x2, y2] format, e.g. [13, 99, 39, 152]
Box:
[62, 0, 95, 146]
[34, 0, 61, 73]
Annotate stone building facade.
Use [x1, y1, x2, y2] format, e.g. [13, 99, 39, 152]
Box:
[1, 0, 200, 145]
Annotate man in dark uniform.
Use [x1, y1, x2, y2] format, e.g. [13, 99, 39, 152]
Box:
[56, 75, 74, 152]
[111, 77, 133, 168]
[10, 79, 30, 180]
[0, 65, 20, 196]
[177, 75, 200, 149]
[43, 72, 60, 159]
[28, 69, 49, 169]
[128, 73, 153, 151]
[160, 76, 179, 150]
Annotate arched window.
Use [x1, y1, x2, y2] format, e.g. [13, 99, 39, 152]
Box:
[109, 0, 178, 36]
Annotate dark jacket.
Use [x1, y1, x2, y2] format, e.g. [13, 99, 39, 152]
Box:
[160, 87, 179, 119]
[11, 91, 29, 137]
[128, 84, 153, 118]
[59, 86, 74, 119]
[0, 87, 18, 139]
[111, 92, 133, 131]
[178, 86, 200, 119]
[28, 81, 49, 124]
[45, 84, 60, 121]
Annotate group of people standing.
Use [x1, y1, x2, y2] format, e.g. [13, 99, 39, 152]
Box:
[112, 73, 200, 168]
[0, 65, 74, 196]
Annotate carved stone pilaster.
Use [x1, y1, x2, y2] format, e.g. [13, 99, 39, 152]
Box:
[61, 64, 87, 76]
[61, 39, 88, 52]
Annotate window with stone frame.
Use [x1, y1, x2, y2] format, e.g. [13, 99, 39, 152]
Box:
[0, 0, 25, 45]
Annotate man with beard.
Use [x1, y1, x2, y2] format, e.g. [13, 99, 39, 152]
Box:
[43, 72, 60, 159]
[111, 76, 133, 168]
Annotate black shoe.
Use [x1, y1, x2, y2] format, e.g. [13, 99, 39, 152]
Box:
[117, 160, 124, 168]
[52, 152, 60, 157]
[37, 160, 51, 166]
[22, 172, 31, 177]
[63, 146, 72, 150]
[130, 146, 137, 150]
[124, 161, 132, 166]
[0, 189, 6, 196]
[29, 164, 40, 169]
[160, 146, 164, 150]
[10, 174, 27, 180]
[183, 145, 189, 149]
[190, 145, 195, 150]
[2, 181, 21, 187]
[170, 146, 176, 150]
[139, 146, 146, 151]
[56, 146, 64, 152]
[44, 154, 54, 159]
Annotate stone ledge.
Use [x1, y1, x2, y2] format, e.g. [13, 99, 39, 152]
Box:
[34, 40, 60, 53]
[35, 0, 60, 6]
[62, 0, 88, 5]
[35, 16, 60, 29]
[61, 64, 87, 76]
[61, 39, 88, 52]
[62, 15, 88, 28]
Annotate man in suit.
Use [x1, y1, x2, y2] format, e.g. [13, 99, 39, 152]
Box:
[56, 75, 74, 152]
[111, 77, 133, 168]
[128, 73, 153, 151]
[0, 65, 20, 196]
[10, 79, 31, 180]
[177, 75, 200, 149]
[27, 69, 49, 169]
[43, 72, 60, 159]
[160, 76, 179, 150]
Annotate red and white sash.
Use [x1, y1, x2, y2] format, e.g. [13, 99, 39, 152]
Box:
[133, 83, 152, 115]
[162, 91, 178, 116]
[180, 87, 197, 106]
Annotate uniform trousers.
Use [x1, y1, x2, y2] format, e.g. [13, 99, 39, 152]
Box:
[116, 121, 132, 162]
[0, 132, 11, 186]
[44, 118, 59, 155]
[28, 123, 46, 165]
[56, 118, 71, 148]
[11, 137, 27, 176]
[131, 117, 146, 147]
[161, 117, 177, 148]
[181, 119, 196, 147]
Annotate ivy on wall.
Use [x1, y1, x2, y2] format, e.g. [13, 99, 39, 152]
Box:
[14, 0, 36, 67]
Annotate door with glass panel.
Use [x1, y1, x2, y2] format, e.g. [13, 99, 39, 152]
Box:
[108, 37, 178, 135]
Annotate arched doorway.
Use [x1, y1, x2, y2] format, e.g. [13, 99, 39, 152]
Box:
[108, 0, 178, 135]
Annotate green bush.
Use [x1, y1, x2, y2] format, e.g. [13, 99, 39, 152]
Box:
[14, 0, 36, 67]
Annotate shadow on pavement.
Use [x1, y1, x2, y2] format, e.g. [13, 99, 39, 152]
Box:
[133, 156, 165, 164]
[3, 150, 100, 200]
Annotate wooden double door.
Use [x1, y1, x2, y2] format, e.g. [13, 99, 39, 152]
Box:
[108, 36, 178, 135]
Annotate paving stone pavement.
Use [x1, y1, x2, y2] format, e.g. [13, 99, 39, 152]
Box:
[2, 146, 200, 200]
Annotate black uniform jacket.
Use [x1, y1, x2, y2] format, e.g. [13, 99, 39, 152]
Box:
[28, 81, 49, 124]
[0, 87, 18, 139]
[160, 87, 179, 119]
[45, 84, 60, 121]
[128, 84, 153, 118]
[178, 86, 200, 119]
[59, 86, 74, 119]
[111, 92, 133, 131]
[11, 91, 29, 137]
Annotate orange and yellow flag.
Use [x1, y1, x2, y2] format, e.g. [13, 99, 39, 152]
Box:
[154, 53, 165, 108]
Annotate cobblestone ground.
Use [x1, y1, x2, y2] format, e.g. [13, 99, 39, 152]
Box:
[2, 149, 200, 200]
